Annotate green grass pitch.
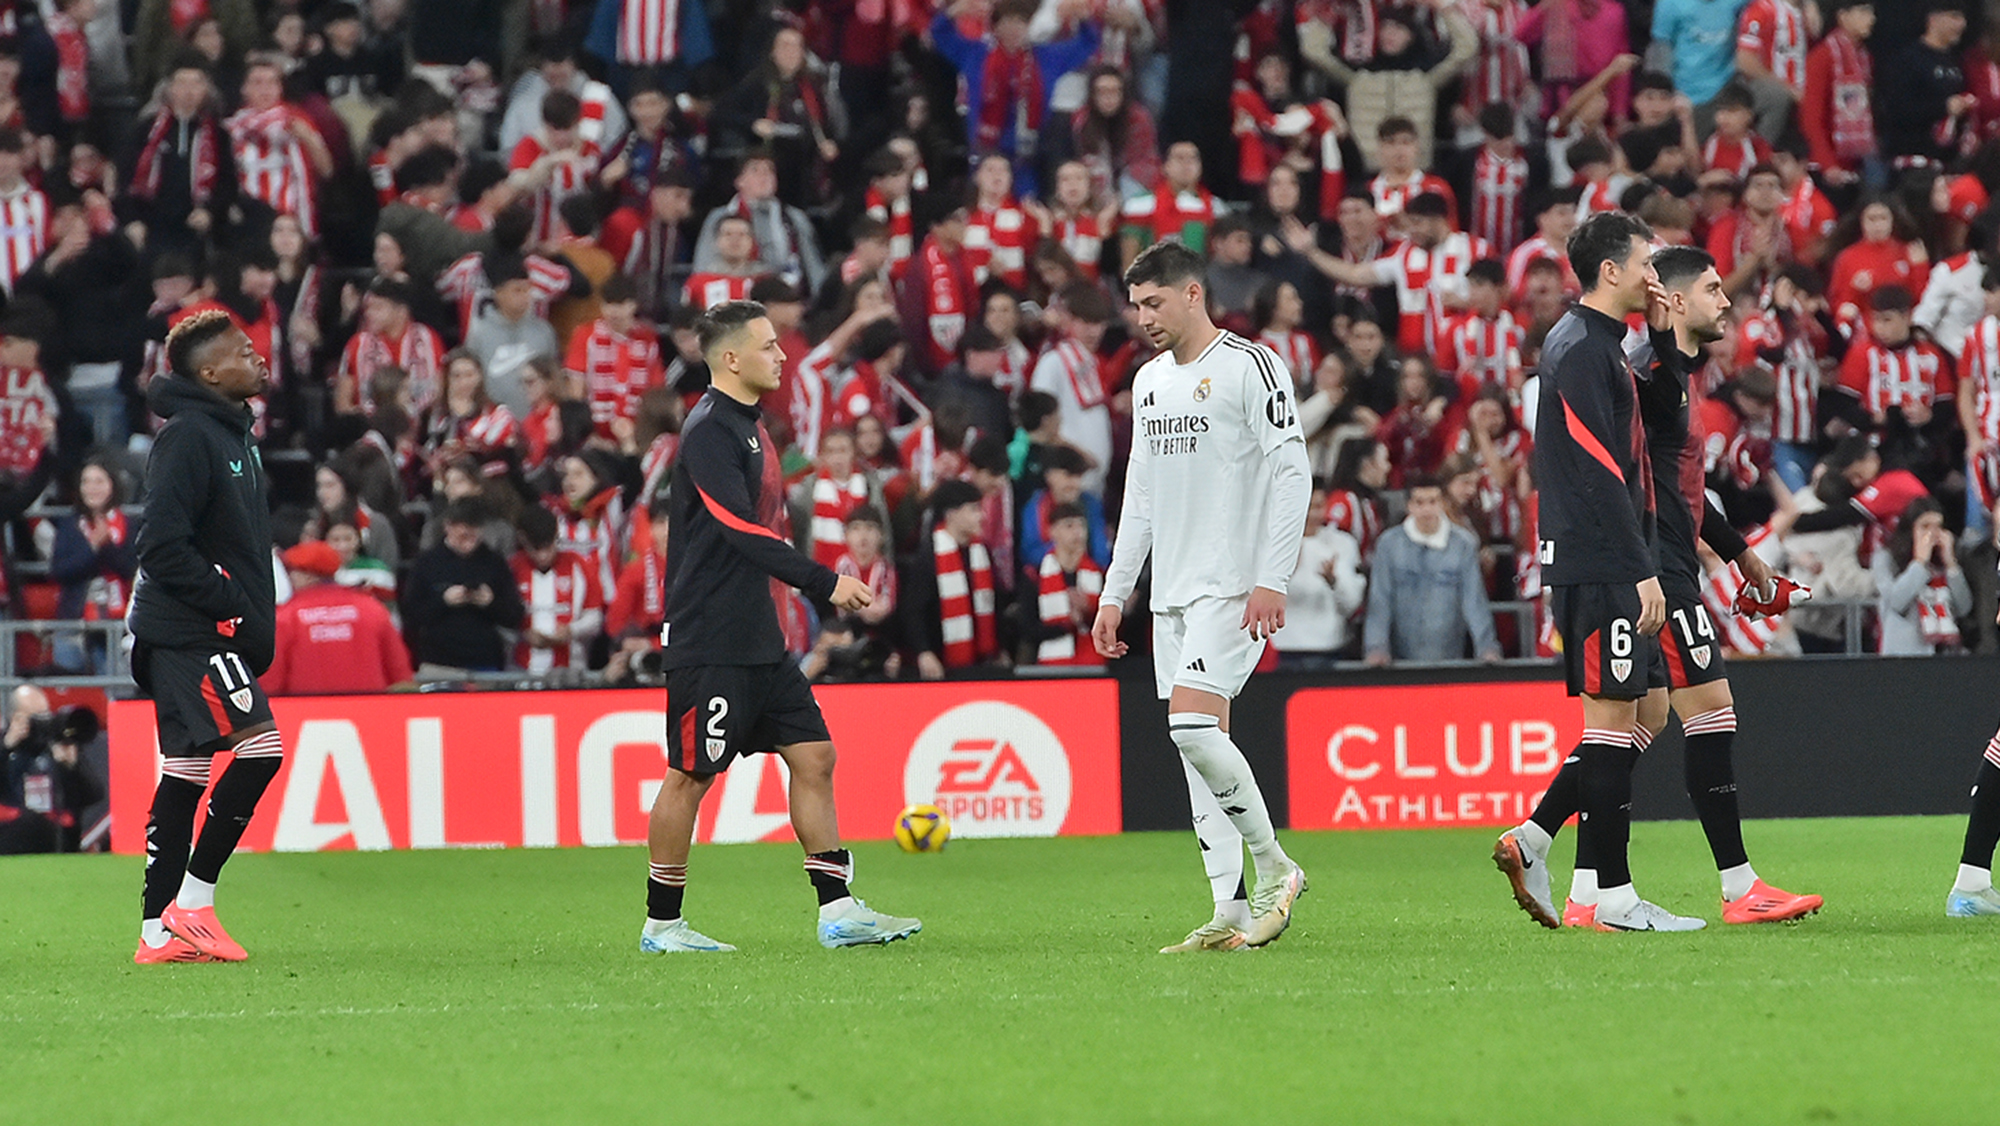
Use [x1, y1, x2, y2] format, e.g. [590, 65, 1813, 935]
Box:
[5, 817, 1997, 1125]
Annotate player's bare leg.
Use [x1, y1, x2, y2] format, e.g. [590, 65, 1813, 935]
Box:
[1668, 679, 1820, 922]
[1162, 700, 1252, 953]
[641, 768, 733, 952]
[1168, 685, 1302, 946]
[776, 740, 921, 948]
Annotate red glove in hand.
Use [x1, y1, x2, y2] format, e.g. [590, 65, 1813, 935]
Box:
[1733, 575, 1811, 619]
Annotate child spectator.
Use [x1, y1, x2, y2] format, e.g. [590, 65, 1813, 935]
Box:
[832, 505, 899, 665]
[1470, 104, 1530, 258]
[1024, 159, 1117, 282]
[1018, 444, 1112, 570]
[1021, 500, 1104, 666]
[338, 275, 445, 417]
[507, 88, 602, 248]
[512, 505, 604, 673]
[1255, 282, 1317, 390]
[1838, 286, 1956, 489]
[466, 257, 562, 417]
[1507, 187, 1581, 302]
[964, 154, 1040, 292]
[267, 541, 414, 696]
[1439, 259, 1524, 391]
[861, 148, 916, 280]
[805, 428, 878, 568]
[903, 479, 1005, 679]
[547, 450, 627, 597]
[1366, 115, 1459, 229]
[567, 274, 666, 441]
[1703, 84, 1774, 180]
[1030, 281, 1114, 493]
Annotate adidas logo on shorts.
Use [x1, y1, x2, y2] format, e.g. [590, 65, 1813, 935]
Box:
[1186, 658, 1207, 672]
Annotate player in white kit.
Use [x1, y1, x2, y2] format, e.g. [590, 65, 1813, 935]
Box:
[1093, 240, 1313, 951]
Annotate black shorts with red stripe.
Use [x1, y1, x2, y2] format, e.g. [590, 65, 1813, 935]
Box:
[666, 661, 829, 774]
[1551, 582, 1658, 700]
[133, 642, 274, 754]
[1652, 588, 1727, 689]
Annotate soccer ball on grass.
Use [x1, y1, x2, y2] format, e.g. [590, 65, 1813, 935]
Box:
[893, 804, 951, 853]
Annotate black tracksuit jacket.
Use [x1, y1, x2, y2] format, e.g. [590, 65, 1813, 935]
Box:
[128, 374, 276, 674]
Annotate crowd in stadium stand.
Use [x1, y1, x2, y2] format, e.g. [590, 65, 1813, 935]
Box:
[7, 0, 2000, 690]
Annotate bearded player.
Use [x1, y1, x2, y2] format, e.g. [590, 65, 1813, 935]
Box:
[1094, 240, 1312, 952]
[130, 311, 284, 964]
[1495, 243, 1821, 930]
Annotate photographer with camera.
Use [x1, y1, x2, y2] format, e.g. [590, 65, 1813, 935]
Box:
[0, 687, 104, 855]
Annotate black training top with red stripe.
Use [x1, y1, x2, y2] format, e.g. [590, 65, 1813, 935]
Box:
[664, 387, 839, 668]
[1531, 304, 1655, 587]
[1631, 333, 1751, 596]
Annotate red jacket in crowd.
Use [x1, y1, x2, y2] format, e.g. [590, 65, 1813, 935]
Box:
[267, 582, 414, 696]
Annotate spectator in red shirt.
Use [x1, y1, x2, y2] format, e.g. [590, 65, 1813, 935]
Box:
[267, 541, 414, 696]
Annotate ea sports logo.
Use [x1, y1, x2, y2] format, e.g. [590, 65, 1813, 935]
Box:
[903, 702, 1071, 838]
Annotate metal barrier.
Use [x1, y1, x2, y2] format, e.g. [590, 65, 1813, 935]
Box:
[0, 619, 134, 692]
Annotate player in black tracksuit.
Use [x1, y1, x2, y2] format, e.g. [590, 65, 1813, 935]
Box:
[1493, 211, 1700, 933]
[640, 299, 920, 954]
[128, 311, 287, 965]
[1507, 247, 1821, 928]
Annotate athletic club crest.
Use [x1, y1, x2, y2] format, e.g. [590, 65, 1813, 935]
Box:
[706, 737, 727, 761]
[228, 687, 254, 712]
[1691, 645, 1712, 670]
[1610, 658, 1633, 681]
[1193, 377, 1211, 402]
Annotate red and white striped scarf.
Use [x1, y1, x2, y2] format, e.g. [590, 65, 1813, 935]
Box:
[1258, 328, 1315, 389]
[933, 527, 996, 668]
[1144, 179, 1216, 244]
[79, 509, 130, 619]
[976, 42, 1043, 154]
[1920, 571, 1964, 649]
[1035, 550, 1103, 665]
[1459, 0, 1529, 114]
[346, 322, 444, 414]
[131, 110, 222, 209]
[1051, 338, 1106, 410]
[0, 184, 46, 295]
[834, 551, 896, 611]
[864, 185, 913, 276]
[809, 470, 869, 567]
[1827, 31, 1874, 163]
[49, 13, 88, 122]
[1052, 211, 1104, 280]
[965, 199, 1034, 290]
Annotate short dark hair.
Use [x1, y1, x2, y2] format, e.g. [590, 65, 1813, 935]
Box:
[1650, 245, 1717, 290]
[959, 323, 1004, 355]
[1405, 191, 1450, 219]
[696, 299, 768, 355]
[1211, 213, 1253, 242]
[1405, 473, 1445, 495]
[749, 276, 800, 305]
[968, 434, 1009, 475]
[1568, 211, 1653, 294]
[843, 504, 885, 531]
[1061, 281, 1115, 324]
[1568, 137, 1612, 170]
[1873, 284, 1914, 314]
[516, 504, 559, 549]
[0, 128, 26, 155]
[457, 158, 508, 205]
[1733, 365, 1777, 404]
[1713, 82, 1756, 112]
[1743, 161, 1782, 187]
[1477, 103, 1514, 140]
[441, 498, 487, 528]
[394, 143, 458, 193]
[854, 318, 904, 362]
[930, 478, 983, 516]
[1123, 239, 1206, 290]
[165, 309, 237, 380]
[599, 274, 637, 305]
[849, 214, 891, 244]
[1466, 258, 1506, 287]
[492, 203, 536, 253]
[1017, 389, 1059, 431]
[1044, 445, 1087, 477]
[557, 192, 600, 238]
[1633, 71, 1675, 97]
[541, 89, 583, 130]
[1049, 501, 1088, 525]
[1377, 115, 1417, 141]
[1825, 433, 1876, 473]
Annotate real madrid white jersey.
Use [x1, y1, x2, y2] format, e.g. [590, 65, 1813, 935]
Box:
[1103, 330, 1311, 612]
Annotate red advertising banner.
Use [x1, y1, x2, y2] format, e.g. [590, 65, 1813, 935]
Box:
[1286, 681, 1581, 830]
[108, 680, 1121, 855]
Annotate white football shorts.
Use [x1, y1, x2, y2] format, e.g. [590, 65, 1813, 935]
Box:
[1151, 594, 1264, 700]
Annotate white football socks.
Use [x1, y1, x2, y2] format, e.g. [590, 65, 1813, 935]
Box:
[1514, 820, 1553, 857]
[1596, 882, 1639, 918]
[1569, 868, 1599, 907]
[1956, 864, 1993, 894]
[642, 918, 680, 938]
[1182, 755, 1247, 908]
[175, 873, 216, 912]
[140, 919, 172, 948]
[1168, 714, 1291, 879]
[1720, 863, 1758, 903]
